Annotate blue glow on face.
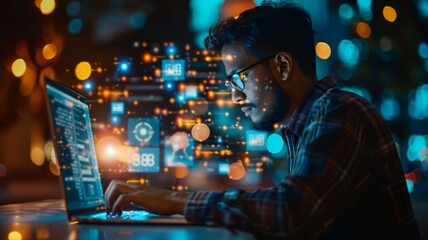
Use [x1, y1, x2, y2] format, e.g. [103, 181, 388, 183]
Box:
[338, 4, 354, 20]
[67, 1, 80, 16]
[418, 42, 428, 59]
[266, 133, 284, 154]
[338, 40, 360, 67]
[68, 18, 83, 34]
[130, 11, 147, 29]
[380, 98, 400, 120]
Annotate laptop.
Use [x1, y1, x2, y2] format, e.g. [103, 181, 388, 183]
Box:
[43, 77, 188, 224]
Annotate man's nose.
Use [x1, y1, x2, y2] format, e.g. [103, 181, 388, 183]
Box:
[231, 89, 245, 104]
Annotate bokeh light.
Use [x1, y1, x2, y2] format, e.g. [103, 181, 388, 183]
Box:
[42, 43, 57, 60]
[75, 61, 92, 80]
[175, 165, 189, 179]
[66, 1, 80, 16]
[228, 162, 246, 180]
[68, 18, 83, 34]
[419, 42, 428, 59]
[338, 4, 354, 21]
[383, 6, 397, 22]
[8, 231, 22, 240]
[188, 97, 209, 115]
[0, 163, 7, 177]
[11, 58, 26, 77]
[315, 42, 331, 60]
[96, 136, 122, 161]
[31, 147, 45, 166]
[191, 123, 210, 142]
[266, 133, 284, 154]
[356, 21, 371, 38]
[338, 39, 360, 67]
[40, 0, 55, 15]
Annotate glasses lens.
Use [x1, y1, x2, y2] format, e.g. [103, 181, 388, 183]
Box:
[232, 74, 245, 90]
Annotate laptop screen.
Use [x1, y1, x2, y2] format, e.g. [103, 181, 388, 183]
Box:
[45, 78, 105, 212]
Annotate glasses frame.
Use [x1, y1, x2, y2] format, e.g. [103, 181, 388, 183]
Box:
[225, 54, 276, 92]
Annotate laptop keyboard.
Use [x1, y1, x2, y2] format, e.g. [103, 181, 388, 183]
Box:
[88, 210, 151, 220]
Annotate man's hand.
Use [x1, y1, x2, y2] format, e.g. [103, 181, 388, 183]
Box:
[104, 180, 191, 216]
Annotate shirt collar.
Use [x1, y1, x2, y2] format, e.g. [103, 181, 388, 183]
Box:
[282, 75, 338, 137]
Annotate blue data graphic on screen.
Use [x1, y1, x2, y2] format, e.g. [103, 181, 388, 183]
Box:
[127, 148, 160, 172]
[128, 118, 160, 146]
[46, 84, 104, 211]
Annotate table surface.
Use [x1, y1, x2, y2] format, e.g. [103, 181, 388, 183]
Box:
[0, 199, 256, 240]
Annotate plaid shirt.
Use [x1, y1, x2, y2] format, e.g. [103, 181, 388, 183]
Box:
[184, 76, 420, 239]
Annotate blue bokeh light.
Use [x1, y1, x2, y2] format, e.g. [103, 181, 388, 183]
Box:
[408, 84, 428, 119]
[67, 1, 80, 16]
[380, 98, 400, 121]
[68, 18, 83, 34]
[417, 0, 428, 18]
[418, 42, 428, 59]
[338, 4, 354, 20]
[338, 39, 360, 67]
[130, 11, 147, 29]
[83, 81, 93, 91]
[266, 133, 284, 154]
[166, 45, 178, 56]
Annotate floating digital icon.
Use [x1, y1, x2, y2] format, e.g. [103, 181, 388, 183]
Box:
[111, 102, 125, 114]
[127, 147, 160, 172]
[218, 163, 230, 175]
[164, 132, 194, 167]
[246, 130, 267, 151]
[162, 59, 185, 81]
[128, 118, 159, 146]
[184, 86, 198, 99]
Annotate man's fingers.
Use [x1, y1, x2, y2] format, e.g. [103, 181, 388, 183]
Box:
[111, 193, 138, 215]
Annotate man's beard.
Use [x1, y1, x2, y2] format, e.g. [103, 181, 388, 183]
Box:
[253, 83, 289, 131]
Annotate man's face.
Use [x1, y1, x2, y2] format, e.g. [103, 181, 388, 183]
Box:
[221, 45, 289, 131]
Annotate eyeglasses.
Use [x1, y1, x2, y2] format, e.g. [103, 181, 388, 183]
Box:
[225, 55, 275, 92]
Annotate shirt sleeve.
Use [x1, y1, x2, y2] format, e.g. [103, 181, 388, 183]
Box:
[184, 97, 373, 239]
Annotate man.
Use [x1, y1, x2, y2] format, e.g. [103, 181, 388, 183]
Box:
[105, 2, 420, 239]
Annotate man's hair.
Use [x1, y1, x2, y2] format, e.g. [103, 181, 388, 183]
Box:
[205, 1, 316, 78]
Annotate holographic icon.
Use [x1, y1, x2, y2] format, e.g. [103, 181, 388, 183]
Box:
[128, 118, 159, 146]
[164, 132, 194, 167]
[162, 59, 185, 81]
[111, 102, 125, 114]
[246, 130, 267, 151]
[127, 148, 160, 172]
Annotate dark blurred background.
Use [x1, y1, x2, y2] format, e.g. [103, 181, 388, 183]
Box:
[1, 0, 427, 237]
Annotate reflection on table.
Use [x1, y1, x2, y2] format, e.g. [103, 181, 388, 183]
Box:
[0, 199, 255, 240]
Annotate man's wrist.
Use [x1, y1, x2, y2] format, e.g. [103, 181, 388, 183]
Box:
[170, 191, 192, 215]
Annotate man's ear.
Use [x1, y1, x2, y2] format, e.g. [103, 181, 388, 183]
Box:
[274, 52, 293, 81]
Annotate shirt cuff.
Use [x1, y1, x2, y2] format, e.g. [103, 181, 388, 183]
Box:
[184, 190, 222, 225]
